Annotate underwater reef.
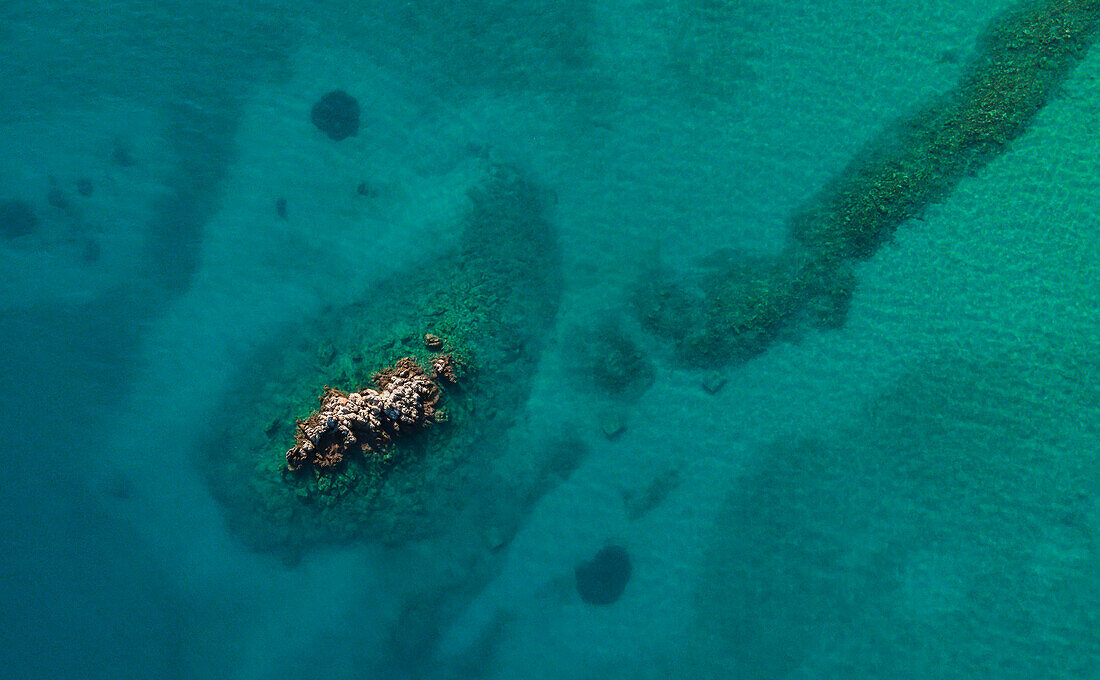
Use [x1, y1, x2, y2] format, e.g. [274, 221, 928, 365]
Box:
[204, 164, 562, 557]
[635, 0, 1100, 367]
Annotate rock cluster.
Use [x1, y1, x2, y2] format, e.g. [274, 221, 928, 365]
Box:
[286, 355, 456, 473]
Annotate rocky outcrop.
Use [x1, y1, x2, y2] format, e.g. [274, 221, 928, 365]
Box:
[286, 356, 454, 473]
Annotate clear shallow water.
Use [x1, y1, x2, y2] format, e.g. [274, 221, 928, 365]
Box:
[1, 1, 1097, 678]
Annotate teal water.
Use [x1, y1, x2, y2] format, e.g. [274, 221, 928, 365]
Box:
[1, 1, 1097, 678]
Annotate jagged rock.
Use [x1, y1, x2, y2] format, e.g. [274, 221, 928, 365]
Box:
[286, 355, 451, 473]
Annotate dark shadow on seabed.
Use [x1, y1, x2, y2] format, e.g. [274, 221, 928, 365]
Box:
[0, 7, 294, 675]
[0, 129, 228, 677]
[0, 148, 231, 679]
[697, 347, 1100, 679]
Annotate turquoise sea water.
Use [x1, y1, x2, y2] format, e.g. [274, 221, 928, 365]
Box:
[1, 1, 1097, 678]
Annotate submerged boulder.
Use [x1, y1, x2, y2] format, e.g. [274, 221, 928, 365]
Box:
[575, 545, 632, 605]
[311, 90, 360, 141]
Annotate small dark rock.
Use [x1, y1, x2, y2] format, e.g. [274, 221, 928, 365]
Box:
[575, 545, 632, 605]
[82, 239, 101, 263]
[311, 90, 360, 141]
[701, 371, 727, 395]
[485, 526, 510, 551]
[76, 178, 94, 196]
[465, 141, 491, 158]
[264, 418, 282, 438]
[275, 197, 288, 219]
[623, 468, 681, 521]
[47, 187, 69, 209]
[356, 180, 378, 198]
[541, 433, 588, 481]
[0, 199, 38, 238]
[111, 143, 134, 167]
[599, 411, 626, 440]
[584, 317, 655, 400]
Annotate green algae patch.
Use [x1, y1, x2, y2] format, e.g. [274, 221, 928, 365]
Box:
[203, 165, 561, 556]
[636, 0, 1100, 368]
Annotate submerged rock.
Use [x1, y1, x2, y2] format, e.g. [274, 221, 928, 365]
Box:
[82, 239, 101, 263]
[311, 89, 360, 141]
[575, 545, 632, 605]
[581, 317, 655, 399]
[111, 142, 135, 167]
[47, 187, 69, 209]
[0, 199, 37, 238]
